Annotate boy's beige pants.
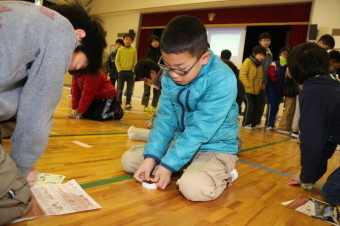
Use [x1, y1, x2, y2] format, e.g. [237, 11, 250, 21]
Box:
[121, 145, 238, 201]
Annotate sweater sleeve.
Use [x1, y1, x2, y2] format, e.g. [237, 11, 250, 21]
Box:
[71, 75, 81, 110]
[267, 63, 277, 82]
[132, 48, 137, 72]
[115, 49, 122, 72]
[239, 59, 250, 88]
[299, 94, 335, 183]
[9, 30, 76, 176]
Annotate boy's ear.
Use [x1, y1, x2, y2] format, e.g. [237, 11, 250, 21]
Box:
[75, 29, 86, 42]
[200, 51, 211, 65]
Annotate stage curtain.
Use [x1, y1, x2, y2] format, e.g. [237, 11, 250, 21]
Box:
[288, 25, 309, 48]
[137, 29, 151, 61]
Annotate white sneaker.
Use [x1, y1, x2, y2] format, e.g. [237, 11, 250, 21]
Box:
[277, 130, 291, 134]
[291, 132, 299, 139]
[266, 126, 275, 131]
[253, 124, 264, 129]
[126, 104, 132, 110]
[230, 169, 238, 182]
[243, 125, 252, 130]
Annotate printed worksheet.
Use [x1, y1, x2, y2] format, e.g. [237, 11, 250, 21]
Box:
[35, 173, 65, 185]
[13, 180, 101, 223]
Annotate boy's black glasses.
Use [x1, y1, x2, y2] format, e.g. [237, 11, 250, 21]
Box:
[157, 55, 202, 75]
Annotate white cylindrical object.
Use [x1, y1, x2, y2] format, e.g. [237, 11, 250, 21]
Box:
[142, 181, 157, 189]
[128, 125, 150, 141]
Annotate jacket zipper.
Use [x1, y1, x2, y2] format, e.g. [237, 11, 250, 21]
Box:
[177, 88, 186, 131]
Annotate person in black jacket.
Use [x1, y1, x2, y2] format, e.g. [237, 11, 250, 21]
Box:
[142, 35, 161, 112]
[221, 59, 245, 114]
[106, 39, 124, 86]
[285, 42, 340, 206]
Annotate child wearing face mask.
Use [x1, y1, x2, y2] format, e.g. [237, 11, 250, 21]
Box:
[265, 47, 290, 130]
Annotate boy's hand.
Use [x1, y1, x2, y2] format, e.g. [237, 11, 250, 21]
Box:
[145, 119, 153, 129]
[285, 172, 313, 189]
[151, 166, 172, 189]
[134, 158, 156, 182]
[26, 166, 38, 187]
[68, 110, 82, 118]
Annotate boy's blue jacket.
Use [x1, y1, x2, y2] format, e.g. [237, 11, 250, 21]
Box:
[144, 50, 239, 172]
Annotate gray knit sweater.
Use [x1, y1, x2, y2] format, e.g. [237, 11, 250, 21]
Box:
[0, 1, 77, 176]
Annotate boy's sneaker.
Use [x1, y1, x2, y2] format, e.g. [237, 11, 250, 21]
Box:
[266, 126, 275, 131]
[291, 132, 299, 139]
[253, 124, 264, 129]
[151, 107, 157, 112]
[126, 104, 132, 110]
[230, 169, 238, 182]
[144, 107, 151, 112]
[243, 125, 252, 130]
[277, 129, 291, 134]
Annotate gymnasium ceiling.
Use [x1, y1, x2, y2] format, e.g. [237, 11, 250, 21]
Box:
[45, 0, 312, 15]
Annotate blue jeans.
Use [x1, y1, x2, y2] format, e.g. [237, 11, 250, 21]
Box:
[117, 70, 134, 105]
[322, 167, 340, 205]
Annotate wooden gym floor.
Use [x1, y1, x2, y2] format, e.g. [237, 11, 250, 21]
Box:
[4, 86, 339, 226]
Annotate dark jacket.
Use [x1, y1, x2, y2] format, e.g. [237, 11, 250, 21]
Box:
[144, 47, 161, 63]
[299, 74, 340, 183]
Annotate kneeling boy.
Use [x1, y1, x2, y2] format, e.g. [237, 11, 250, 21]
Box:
[121, 15, 239, 201]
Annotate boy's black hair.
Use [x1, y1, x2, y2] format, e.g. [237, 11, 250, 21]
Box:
[278, 47, 290, 57]
[221, 49, 232, 60]
[115, 39, 125, 46]
[123, 33, 134, 41]
[288, 42, 329, 84]
[134, 59, 160, 81]
[318, 34, 335, 49]
[160, 15, 208, 58]
[148, 35, 160, 49]
[329, 50, 340, 63]
[252, 45, 266, 55]
[52, 0, 107, 75]
[259, 32, 272, 41]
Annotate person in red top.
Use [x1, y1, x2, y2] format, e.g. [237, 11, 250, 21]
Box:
[68, 70, 124, 120]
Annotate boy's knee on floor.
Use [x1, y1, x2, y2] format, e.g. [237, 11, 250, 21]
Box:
[121, 150, 136, 173]
[177, 171, 217, 202]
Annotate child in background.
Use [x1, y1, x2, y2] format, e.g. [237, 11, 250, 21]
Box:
[142, 35, 161, 112]
[265, 47, 289, 130]
[290, 34, 336, 139]
[239, 45, 266, 129]
[276, 70, 299, 135]
[135, 59, 163, 129]
[317, 34, 335, 50]
[257, 32, 273, 128]
[329, 50, 340, 75]
[121, 15, 239, 201]
[115, 33, 137, 110]
[68, 70, 123, 121]
[106, 39, 124, 87]
[285, 42, 340, 206]
[221, 59, 245, 114]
